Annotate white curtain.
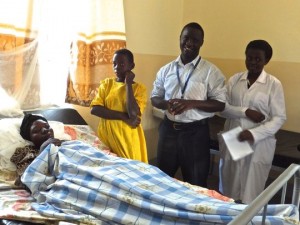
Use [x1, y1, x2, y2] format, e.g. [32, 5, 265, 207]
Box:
[0, 40, 39, 109]
[0, 0, 126, 109]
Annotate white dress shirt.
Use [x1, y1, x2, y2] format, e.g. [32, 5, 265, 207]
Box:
[151, 56, 226, 123]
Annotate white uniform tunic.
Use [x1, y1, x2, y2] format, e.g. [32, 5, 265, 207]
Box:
[219, 70, 286, 204]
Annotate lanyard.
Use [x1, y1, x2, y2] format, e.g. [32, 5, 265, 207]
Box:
[176, 57, 201, 99]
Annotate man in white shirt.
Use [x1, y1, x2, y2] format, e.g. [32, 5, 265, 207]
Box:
[151, 22, 226, 187]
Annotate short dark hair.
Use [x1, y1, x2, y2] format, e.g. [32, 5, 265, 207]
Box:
[246, 40, 273, 62]
[114, 48, 134, 63]
[20, 114, 48, 141]
[181, 22, 204, 38]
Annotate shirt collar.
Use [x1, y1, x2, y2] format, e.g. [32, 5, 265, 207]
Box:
[242, 70, 267, 84]
[176, 55, 200, 67]
[256, 70, 267, 83]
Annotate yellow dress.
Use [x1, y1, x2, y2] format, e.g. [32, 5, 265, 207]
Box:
[90, 78, 148, 163]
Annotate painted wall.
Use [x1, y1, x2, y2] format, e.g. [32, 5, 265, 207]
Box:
[182, 1, 300, 62]
[182, 0, 300, 132]
[75, 0, 300, 161]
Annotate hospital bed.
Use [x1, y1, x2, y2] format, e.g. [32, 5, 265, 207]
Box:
[0, 107, 299, 225]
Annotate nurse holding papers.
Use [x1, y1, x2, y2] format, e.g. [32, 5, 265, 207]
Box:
[220, 126, 253, 161]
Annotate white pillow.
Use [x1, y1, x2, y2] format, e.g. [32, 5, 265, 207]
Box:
[0, 86, 23, 117]
[49, 121, 71, 140]
[0, 118, 30, 171]
[0, 118, 71, 172]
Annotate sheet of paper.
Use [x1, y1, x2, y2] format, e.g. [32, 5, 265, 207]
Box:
[221, 126, 254, 161]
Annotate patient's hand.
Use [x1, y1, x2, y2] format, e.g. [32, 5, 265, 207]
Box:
[39, 138, 63, 152]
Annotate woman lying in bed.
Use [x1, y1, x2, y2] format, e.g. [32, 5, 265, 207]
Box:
[11, 114, 299, 225]
[10, 114, 63, 187]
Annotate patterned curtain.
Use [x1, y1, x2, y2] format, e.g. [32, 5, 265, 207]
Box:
[65, 0, 126, 106]
[0, 0, 126, 109]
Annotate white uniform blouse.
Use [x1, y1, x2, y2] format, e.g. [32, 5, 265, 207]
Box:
[221, 70, 286, 144]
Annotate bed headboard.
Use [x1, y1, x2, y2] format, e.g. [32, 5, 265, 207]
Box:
[24, 108, 87, 125]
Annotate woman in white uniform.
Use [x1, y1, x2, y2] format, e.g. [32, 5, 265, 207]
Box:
[219, 40, 286, 204]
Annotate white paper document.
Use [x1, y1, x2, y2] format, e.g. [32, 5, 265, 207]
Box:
[221, 126, 254, 161]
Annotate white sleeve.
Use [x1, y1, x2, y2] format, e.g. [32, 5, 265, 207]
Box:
[207, 66, 226, 103]
[249, 80, 286, 143]
[151, 67, 166, 98]
[220, 74, 248, 119]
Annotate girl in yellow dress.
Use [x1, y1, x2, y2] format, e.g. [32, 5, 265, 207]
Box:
[90, 49, 148, 163]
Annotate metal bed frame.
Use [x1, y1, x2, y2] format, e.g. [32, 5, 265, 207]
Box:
[229, 163, 300, 225]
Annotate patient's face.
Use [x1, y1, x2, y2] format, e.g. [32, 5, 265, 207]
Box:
[30, 120, 54, 148]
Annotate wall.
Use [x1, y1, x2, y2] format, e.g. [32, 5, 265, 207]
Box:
[75, 0, 300, 161]
[183, 1, 300, 62]
[182, 0, 300, 131]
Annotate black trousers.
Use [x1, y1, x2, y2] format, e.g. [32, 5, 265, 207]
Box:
[157, 117, 210, 187]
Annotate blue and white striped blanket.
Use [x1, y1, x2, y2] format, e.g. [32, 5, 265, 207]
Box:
[22, 140, 299, 225]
